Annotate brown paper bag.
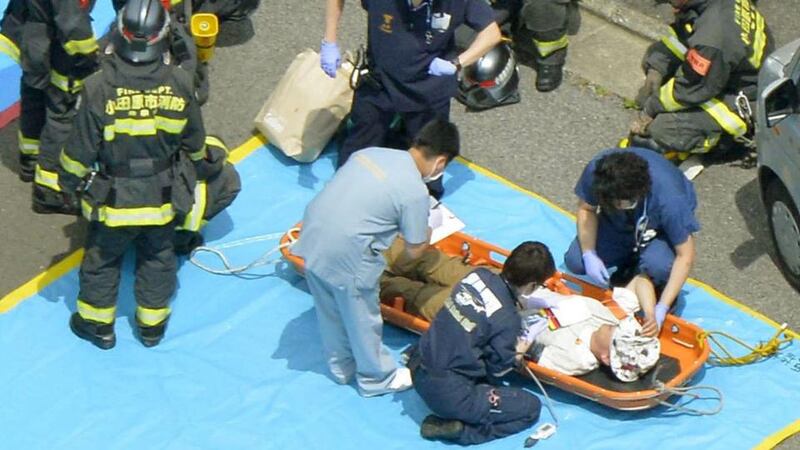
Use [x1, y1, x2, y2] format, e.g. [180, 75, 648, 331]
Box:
[254, 49, 354, 163]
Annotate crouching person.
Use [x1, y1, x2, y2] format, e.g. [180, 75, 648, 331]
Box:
[174, 135, 242, 255]
[59, 0, 205, 349]
[413, 241, 555, 445]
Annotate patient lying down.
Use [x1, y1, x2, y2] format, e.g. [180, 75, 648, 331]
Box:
[380, 238, 660, 382]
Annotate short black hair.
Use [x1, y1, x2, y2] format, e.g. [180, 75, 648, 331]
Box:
[411, 118, 460, 162]
[592, 151, 652, 212]
[501, 241, 556, 288]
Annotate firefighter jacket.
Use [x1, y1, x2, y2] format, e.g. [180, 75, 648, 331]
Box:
[642, 0, 772, 138]
[0, 0, 26, 63]
[59, 54, 207, 227]
[21, 0, 98, 91]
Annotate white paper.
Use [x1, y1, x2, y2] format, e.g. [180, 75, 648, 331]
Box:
[428, 197, 465, 244]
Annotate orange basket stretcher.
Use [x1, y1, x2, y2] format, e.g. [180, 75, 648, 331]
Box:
[280, 225, 710, 411]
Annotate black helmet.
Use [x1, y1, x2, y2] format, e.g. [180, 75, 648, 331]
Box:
[456, 43, 520, 111]
[113, 0, 170, 63]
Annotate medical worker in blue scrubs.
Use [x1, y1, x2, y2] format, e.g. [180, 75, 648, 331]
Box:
[319, 0, 501, 198]
[564, 148, 700, 334]
[294, 119, 460, 397]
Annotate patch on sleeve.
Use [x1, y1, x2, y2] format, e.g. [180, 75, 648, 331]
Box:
[686, 48, 711, 76]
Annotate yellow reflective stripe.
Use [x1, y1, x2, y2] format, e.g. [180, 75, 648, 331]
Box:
[749, 11, 767, 69]
[700, 98, 748, 137]
[63, 36, 98, 56]
[171, 0, 183, 5]
[660, 30, 687, 61]
[50, 70, 84, 93]
[103, 116, 188, 141]
[59, 150, 90, 178]
[532, 35, 569, 57]
[34, 166, 61, 192]
[179, 181, 207, 232]
[0, 33, 20, 63]
[77, 300, 116, 324]
[95, 203, 175, 227]
[658, 78, 684, 112]
[18, 131, 40, 155]
[136, 305, 170, 326]
[204, 135, 229, 154]
[188, 145, 207, 162]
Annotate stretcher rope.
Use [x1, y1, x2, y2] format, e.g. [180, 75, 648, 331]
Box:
[653, 383, 724, 416]
[188, 229, 298, 279]
[698, 324, 792, 366]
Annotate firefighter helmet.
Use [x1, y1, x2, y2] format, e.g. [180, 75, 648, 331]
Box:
[456, 43, 520, 111]
[113, 0, 171, 63]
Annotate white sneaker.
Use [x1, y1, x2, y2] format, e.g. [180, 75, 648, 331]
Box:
[359, 368, 413, 397]
[680, 155, 705, 181]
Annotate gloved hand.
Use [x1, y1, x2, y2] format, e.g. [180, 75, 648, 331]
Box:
[634, 68, 663, 109]
[654, 302, 670, 329]
[427, 57, 457, 76]
[629, 111, 654, 136]
[320, 40, 341, 78]
[582, 250, 610, 286]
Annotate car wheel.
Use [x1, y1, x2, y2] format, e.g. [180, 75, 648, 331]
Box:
[765, 179, 800, 291]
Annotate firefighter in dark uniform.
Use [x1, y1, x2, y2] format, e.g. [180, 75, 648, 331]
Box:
[516, 0, 581, 92]
[629, 0, 772, 161]
[412, 241, 555, 444]
[60, 0, 205, 349]
[321, 0, 501, 198]
[0, 0, 48, 183]
[26, 0, 99, 214]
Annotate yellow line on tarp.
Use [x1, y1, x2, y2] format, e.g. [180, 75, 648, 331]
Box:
[754, 418, 800, 450]
[0, 133, 267, 313]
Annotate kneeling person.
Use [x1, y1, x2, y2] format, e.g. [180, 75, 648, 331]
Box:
[414, 241, 555, 445]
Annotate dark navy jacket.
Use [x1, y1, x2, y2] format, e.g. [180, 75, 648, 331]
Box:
[362, 0, 495, 111]
[419, 268, 520, 380]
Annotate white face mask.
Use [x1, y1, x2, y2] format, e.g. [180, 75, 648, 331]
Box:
[422, 161, 444, 183]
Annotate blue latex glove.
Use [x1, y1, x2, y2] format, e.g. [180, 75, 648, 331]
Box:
[582, 250, 610, 286]
[320, 40, 341, 78]
[427, 57, 457, 76]
[654, 302, 670, 328]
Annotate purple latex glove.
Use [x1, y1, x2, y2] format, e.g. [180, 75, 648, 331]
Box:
[654, 302, 670, 328]
[427, 57, 457, 76]
[320, 40, 341, 78]
[582, 250, 610, 286]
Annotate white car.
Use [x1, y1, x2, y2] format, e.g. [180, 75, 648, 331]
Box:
[756, 38, 800, 291]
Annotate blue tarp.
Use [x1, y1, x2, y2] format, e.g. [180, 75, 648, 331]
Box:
[0, 143, 798, 449]
[0, 0, 117, 115]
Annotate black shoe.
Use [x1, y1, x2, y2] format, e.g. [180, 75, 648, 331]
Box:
[535, 63, 564, 92]
[19, 155, 36, 183]
[628, 134, 671, 154]
[174, 230, 205, 256]
[420, 415, 464, 442]
[69, 313, 116, 350]
[32, 185, 80, 215]
[137, 321, 167, 348]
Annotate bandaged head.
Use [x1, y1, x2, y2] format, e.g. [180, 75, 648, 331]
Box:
[609, 317, 660, 382]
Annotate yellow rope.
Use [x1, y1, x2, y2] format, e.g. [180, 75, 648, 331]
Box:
[697, 324, 793, 366]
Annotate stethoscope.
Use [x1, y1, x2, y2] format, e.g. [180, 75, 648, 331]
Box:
[633, 197, 656, 252]
[405, 0, 436, 44]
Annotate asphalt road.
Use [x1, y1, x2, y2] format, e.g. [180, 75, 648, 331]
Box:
[0, 1, 798, 445]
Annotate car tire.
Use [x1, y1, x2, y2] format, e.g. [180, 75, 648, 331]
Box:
[765, 179, 800, 291]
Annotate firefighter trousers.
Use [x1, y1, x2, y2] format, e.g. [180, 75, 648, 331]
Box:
[648, 109, 725, 154]
[77, 221, 177, 326]
[34, 84, 81, 194]
[18, 81, 46, 160]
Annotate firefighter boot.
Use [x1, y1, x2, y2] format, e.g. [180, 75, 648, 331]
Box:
[137, 319, 168, 348]
[420, 415, 464, 442]
[69, 313, 116, 350]
[19, 155, 36, 183]
[535, 49, 566, 92]
[32, 184, 80, 215]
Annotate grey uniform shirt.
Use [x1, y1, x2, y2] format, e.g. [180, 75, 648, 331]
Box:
[294, 147, 430, 288]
